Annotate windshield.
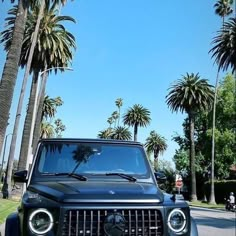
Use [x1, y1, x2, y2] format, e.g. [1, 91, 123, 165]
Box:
[33, 142, 149, 179]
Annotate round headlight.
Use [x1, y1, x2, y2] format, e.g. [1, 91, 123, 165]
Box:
[167, 209, 186, 233]
[29, 209, 53, 235]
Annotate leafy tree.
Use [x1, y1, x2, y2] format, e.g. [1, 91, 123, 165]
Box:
[166, 73, 214, 201]
[110, 126, 132, 140]
[145, 130, 167, 168]
[123, 104, 151, 142]
[157, 159, 175, 193]
[216, 74, 236, 130]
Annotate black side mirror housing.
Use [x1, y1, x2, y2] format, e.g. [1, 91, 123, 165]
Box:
[13, 170, 28, 183]
[154, 172, 167, 183]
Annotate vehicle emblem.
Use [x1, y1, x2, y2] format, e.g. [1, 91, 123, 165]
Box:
[104, 213, 126, 236]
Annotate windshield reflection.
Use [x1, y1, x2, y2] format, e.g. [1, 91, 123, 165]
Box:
[36, 142, 148, 177]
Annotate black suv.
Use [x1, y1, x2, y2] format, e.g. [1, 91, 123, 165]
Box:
[5, 139, 198, 236]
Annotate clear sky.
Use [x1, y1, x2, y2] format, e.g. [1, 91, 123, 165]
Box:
[0, 1, 223, 167]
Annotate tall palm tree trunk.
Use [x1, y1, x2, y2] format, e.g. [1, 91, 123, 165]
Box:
[3, 1, 45, 198]
[18, 72, 39, 171]
[189, 113, 197, 201]
[134, 124, 138, 142]
[209, 16, 225, 204]
[209, 71, 220, 204]
[0, 0, 28, 158]
[32, 73, 48, 154]
[154, 151, 158, 169]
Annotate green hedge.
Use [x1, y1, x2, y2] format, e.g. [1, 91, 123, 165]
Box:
[204, 180, 236, 203]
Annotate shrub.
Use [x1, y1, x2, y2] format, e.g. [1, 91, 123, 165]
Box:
[204, 180, 236, 203]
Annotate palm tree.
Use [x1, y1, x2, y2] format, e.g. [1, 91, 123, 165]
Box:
[145, 131, 167, 167]
[214, 0, 233, 24]
[110, 126, 132, 140]
[166, 73, 214, 201]
[40, 121, 54, 138]
[210, 18, 236, 73]
[115, 98, 123, 126]
[2, 0, 46, 198]
[123, 104, 151, 142]
[209, 0, 233, 203]
[98, 128, 114, 139]
[107, 117, 114, 127]
[42, 96, 63, 121]
[21, 3, 74, 170]
[111, 111, 119, 128]
[54, 118, 66, 137]
[0, 0, 68, 158]
[1, 1, 75, 196]
[0, 0, 29, 159]
[40, 95, 64, 138]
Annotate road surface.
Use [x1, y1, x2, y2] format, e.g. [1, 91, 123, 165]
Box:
[191, 207, 236, 236]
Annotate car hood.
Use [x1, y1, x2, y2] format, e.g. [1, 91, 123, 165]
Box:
[28, 181, 164, 203]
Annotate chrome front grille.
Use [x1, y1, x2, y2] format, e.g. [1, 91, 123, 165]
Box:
[62, 209, 163, 236]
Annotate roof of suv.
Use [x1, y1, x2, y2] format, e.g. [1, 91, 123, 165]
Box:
[39, 138, 143, 146]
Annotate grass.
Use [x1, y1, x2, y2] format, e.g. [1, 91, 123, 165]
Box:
[188, 200, 225, 209]
[0, 198, 20, 224]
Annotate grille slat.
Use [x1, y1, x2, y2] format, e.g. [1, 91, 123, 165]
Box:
[83, 211, 86, 236]
[68, 211, 72, 236]
[128, 210, 131, 236]
[97, 210, 100, 236]
[76, 211, 79, 236]
[63, 209, 163, 236]
[90, 211, 93, 236]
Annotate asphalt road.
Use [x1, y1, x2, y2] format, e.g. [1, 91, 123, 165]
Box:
[191, 207, 236, 236]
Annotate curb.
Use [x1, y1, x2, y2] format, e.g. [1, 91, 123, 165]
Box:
[190, 205, 227, 212]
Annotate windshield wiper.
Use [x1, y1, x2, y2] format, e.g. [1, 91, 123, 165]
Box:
[105, 172, 137, 182]
[43, 172, 87, 181]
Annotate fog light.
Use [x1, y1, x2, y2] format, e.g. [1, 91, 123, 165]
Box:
[167, 209, 186, 233]
[29, 209, 53, 235]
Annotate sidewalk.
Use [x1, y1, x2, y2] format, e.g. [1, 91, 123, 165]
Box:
[0, 222, 5, 236]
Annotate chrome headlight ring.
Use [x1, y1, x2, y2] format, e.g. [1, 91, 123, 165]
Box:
[29, 208, 53, 235]
[167, 209, 186, 233]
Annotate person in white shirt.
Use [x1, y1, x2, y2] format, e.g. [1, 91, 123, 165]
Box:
[229, 192, 235, 204]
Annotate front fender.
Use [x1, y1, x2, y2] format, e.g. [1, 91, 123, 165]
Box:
[190, 217, 198, 236]
[5, 212, 20, 236]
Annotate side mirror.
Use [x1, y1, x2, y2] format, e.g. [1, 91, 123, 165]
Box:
[14, 170, 28, 183]
[154, 172, 167, 183]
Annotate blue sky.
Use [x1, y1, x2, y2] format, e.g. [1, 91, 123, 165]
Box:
[0, 1, 223, 167]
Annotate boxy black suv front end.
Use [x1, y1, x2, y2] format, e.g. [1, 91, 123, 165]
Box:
[5, 139, 198, 236]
